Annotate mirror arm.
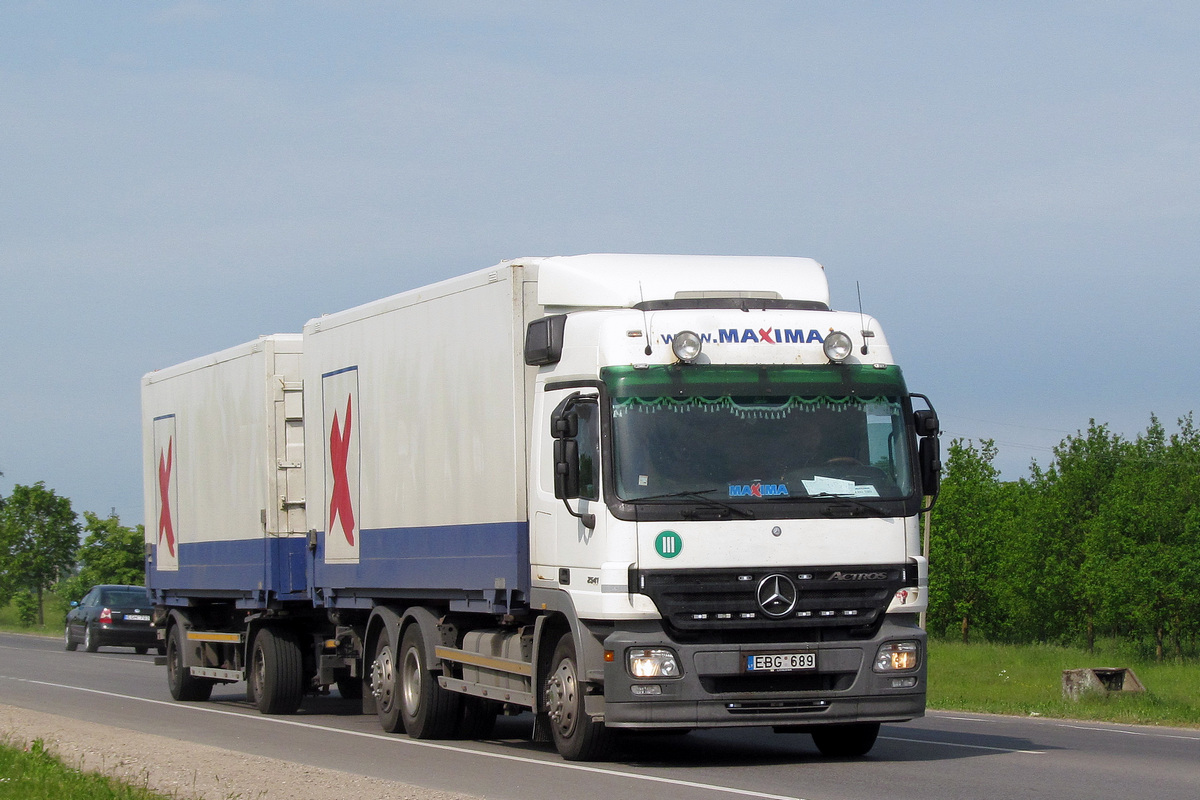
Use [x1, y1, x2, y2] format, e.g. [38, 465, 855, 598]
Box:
[561, 498, 596, 530]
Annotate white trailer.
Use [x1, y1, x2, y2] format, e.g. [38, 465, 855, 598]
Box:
[143, 254, 940, 760]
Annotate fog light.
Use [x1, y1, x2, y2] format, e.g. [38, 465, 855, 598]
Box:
[890, 676, 918, 689]
[822, 331, 854, 362]
[874, 640, 920, 672]
[628, 648, 681, 678]
[671, 331, 703, 362]
[631, 684, 663, 696]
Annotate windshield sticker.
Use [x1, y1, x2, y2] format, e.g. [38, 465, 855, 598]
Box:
[802, 476, 880, 498]
[729, 481, 790, 498]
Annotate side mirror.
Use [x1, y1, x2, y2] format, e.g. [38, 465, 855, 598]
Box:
[910, 393, 941, 510]
[548, 392, 596, 529]
[550, 391, 580, 440]
[554, 438, 581, 500]
[551, 409, 578, 439]
[913, 409, 939, 437]
[70, 601, 79, 608]
[919, 436, 941, 499]
[525, 314, 568, 366]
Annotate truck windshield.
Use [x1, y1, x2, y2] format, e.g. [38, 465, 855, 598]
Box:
[603, 364, 914, 503]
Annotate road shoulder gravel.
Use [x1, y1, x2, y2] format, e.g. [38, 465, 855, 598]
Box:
[0, 702, 480, 800]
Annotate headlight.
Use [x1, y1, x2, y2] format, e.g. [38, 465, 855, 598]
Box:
[628, 648, 681, 678]
[670, 331, 703, 363]
[822, 331, 854, 362]
[874, 640, 920, 672]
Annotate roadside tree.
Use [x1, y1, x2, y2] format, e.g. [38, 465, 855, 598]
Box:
[0, 482, 80, 625]
[56, 511, 146, 603]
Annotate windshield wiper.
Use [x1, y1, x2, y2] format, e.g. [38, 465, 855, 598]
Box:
[629, 489, 755, 519]
[800, 492, 892, 518]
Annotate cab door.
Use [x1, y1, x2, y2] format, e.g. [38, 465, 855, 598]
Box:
[530, 387, 606, 584]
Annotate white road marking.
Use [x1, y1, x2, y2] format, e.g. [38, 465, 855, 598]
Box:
[1052, 723, 1200, 742]
[1, 675, 806, 800]
[878, 735, 1043, 754]
[929, 709, 1200, 743]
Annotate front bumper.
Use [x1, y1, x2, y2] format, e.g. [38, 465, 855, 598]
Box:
[600, 617, 925, 729]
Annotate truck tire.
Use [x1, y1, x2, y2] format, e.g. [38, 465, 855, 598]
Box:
[544, 632, 612, 761]
[250, 627, 304, 714]
[166, 624, 214, 701]
[398, 623, 460, 739]
[335, 669, 363, 700]
[810, 722, 880, 757]
[370, 629, 405, 733]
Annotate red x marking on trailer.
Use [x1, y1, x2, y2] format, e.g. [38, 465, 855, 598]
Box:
[328, 397, 356, 545]
[157, 439, 176, 557]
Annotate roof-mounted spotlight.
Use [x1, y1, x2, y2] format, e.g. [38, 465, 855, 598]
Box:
[671, 330, 703, 363]
[823, 331, 854, 363]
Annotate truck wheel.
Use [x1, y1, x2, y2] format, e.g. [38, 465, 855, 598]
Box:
[167, 624, 214, 701]
[370, 630, 405, 733]
[399, 623, 460, 739]
[544, 633, 612, 761]
[84, 624, 99, 653]
[250, 628, 304, 714]
[335, 669, 363, 700]
[811, 722, 880, 757]
[64, 627, 77, 651]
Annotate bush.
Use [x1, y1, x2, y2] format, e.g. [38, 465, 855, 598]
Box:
[13, 591, 37, 628]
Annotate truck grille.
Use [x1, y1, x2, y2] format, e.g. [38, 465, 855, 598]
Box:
[632, 565, 908, 637]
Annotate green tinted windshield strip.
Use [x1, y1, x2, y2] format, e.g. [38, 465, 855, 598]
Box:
[602, 364, 907, 399]
[612, 395, 897, 413]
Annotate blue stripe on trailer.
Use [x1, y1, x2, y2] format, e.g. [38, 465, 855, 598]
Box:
[314, 521, 530, 609]
[148, 535, 309, 604]
[148, 520, 530, 611]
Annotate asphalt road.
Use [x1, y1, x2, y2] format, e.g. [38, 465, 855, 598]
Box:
[2, 631, 1198, 800]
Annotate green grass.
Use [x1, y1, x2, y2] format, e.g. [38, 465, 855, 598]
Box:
[928, 638, 1200, 727]
[0, 738, 178, 800]
[0, 593, 71, 636]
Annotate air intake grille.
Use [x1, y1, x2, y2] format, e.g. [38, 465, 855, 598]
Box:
[633, 565, 908, 635]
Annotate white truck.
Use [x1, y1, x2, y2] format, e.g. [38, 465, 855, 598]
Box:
[142, 254, 940, 761]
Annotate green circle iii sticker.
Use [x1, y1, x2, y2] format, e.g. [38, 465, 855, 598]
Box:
[655, 530, 682, 559]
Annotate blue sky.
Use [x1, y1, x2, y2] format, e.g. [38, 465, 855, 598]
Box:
[3, 2, 1198, 525]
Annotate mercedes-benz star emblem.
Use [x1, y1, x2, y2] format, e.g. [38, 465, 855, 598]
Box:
[756, 573, 798, 618]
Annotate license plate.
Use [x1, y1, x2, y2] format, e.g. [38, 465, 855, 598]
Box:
[124, 614, 150, 622]
[746, 652, 817, 672]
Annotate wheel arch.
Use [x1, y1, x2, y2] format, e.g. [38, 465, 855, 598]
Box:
[530, 589, 604, 713]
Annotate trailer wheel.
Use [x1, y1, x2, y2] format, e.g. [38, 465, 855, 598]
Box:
[810, 722, 880, 757]
[166, 624, 213, 701]
[370, 629, 405, 732]
[250, 627, 304, 714]
[398, 623, 460, 739]
[544, 632, 612, 761]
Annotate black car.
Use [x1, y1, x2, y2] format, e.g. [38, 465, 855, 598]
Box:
[64, 584, 162, 654]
